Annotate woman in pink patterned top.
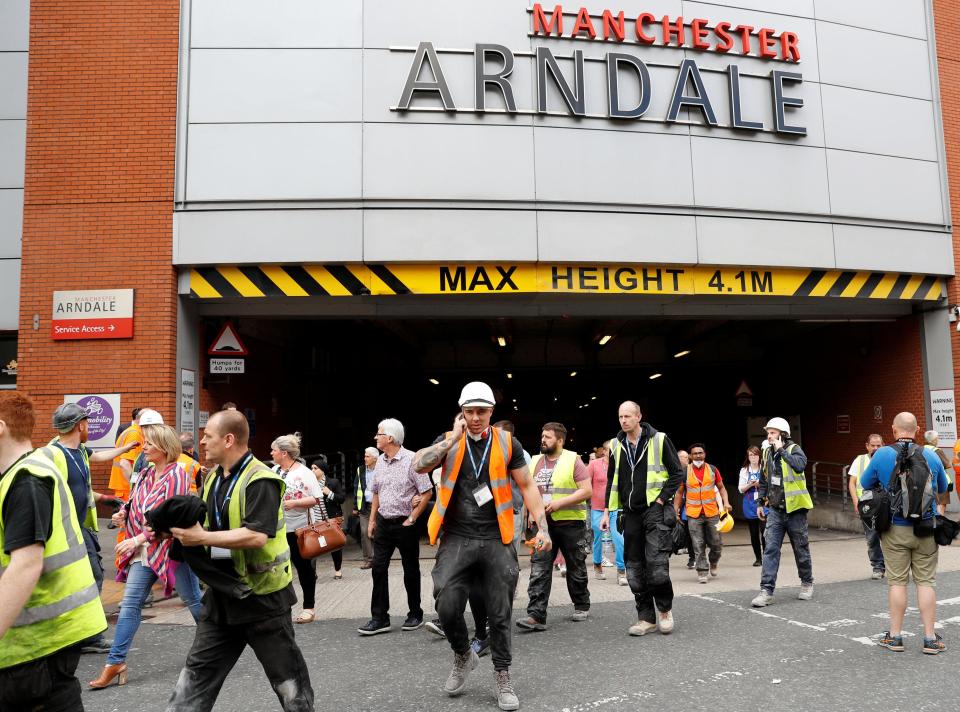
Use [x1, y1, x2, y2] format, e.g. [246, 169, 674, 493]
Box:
[89, 423, 202, 690]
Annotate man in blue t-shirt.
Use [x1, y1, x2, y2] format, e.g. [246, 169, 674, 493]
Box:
[860, 411, 949, 655]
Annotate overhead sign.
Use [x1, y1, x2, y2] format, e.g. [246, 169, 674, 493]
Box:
[392, 5, 805, 135]
[836, 415, 851, 435]
[930, 390, 957, 447]
[64, 393, 121, 449]
[210, 358, 245, 374]
[190, 264, 944, 302]
[52, 289, 134, 340]
[180, 369, 196, 435]
[736, 380, 753, 408]
[208, 322, 248, 356]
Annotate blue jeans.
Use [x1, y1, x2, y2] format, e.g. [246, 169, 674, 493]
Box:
[760, 508, 813, 594]
[864, 522, 885, 571]
[108, 561, 203, 664]
[591, 510, 624, 570]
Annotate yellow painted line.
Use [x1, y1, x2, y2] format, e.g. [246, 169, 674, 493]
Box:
[260, 265, 308, 297]
[868, 273, 898, 299]
[190, 270, 221, 299]
[217, 266, 264, 298]
[924, 280, 944, 301]
[899, 274, 925, 300]
[304, 265, 352, 296]
[347, 265, 391, 295]
[839, 272, 870, 299]
[808, 271, 842, 298]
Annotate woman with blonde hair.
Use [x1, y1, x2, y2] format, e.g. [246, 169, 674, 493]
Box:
[90, 423, 202, 689]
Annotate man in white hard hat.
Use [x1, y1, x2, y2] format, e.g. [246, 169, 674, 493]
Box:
[751, 417, 814, 607]
[414, 381, 549, 712]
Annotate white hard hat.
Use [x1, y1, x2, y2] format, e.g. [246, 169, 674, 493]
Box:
[458, 381, 496, 408]
[138, 409, 164, 426]
[764, 417, 790, 437]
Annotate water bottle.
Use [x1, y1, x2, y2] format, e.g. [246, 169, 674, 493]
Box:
[602, 529, 614, 562]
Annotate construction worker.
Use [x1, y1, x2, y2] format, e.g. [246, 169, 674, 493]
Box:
[601, 401, 685, 637]
[354, 446, 379, 568]
[847, 433, 885, 579]
[751, 417, 814, 608]
[517, 422, 592, 630]
[109, 407, 144, 501]
[0, 392, 108, 709]
[179, 431, 205, 493]
[674, 443, 731, 584]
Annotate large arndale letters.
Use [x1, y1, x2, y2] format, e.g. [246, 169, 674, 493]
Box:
[395, 42, 806, 136]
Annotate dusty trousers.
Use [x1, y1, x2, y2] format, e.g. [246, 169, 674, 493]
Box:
[526, 519, 591, 622]
[622, 504, 675, 623]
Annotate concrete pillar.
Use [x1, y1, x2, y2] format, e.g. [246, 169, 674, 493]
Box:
[921, 306, 957, 511]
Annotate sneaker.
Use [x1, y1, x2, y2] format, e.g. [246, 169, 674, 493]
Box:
[425, 619, 446, 638]
[444, 649, 479, 696]
[798, 583, 814, 601]
[357, 619, 392, 636]
[360, 560, 373, 570]
[628, 619, 658, 636]
[402, 616, 424, 631]
[470, 637, 490, 657]
[570, 609, 589, 622]
[601, 557, 614, 568]
[80, 639, 112, 655]
[871, 569, 885, 580]
[710, 565, 718, 578]
[751, 591, 773, 607]
[559, 565, 567, 577]
[877, 631, 904, 652]
[515, 616, 547, 631]
[659, 611, 674, 634]
[923, 634, 945, 655]
[617, 570, 628, 586]
[594, 564, 606, 580]
[686, 559, 695, 569]
[752, 559, 762, 567]
[698, 573, 708, 584]
[495, 669, 520, 711]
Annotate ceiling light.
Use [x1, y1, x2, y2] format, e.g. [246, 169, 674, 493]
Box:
[649, 373, 662, 380]
[570, 371, 577, 377]
[506, 373, 513, 379]
[673, 350, 690, 358]
[598, 334, 613, 345]
[591, 396, 597, 400]
[512, 398, 517, 403]
[428, 378, 439, 385]
[497, 336, 507, 347]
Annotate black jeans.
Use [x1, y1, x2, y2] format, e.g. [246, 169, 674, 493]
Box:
[747, 518, 766, 561]
[286, 532, 317, 609]
[166, 612, 313, 712]
[433, 534, 519, 671]
[0, 644, 83, 712]
[82, 526, 107, 646]
[371, 514, 423, 622]
[623, 505, 675, 623]
[526, 520, 590, 622]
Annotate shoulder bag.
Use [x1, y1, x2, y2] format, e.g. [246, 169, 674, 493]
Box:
[295, 491, 346, 559]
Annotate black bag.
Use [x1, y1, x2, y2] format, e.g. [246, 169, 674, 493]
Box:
[858, 485, 892, 534]
[889, 443, 934, 522]
[934, 515, 960, 546]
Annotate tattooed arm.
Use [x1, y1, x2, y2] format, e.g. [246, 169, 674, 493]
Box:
[511, 465, 552, 552]
[413, 414, 466, 473]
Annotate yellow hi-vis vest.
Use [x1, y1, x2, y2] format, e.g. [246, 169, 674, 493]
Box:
[529, 450, 586, 522]
[0, 447, 107, 669]
[48, 437, 98, 532]
[607, 432, 668, 510]
[356, 466, 365, 511]
[762, 443, 814, 513]
[202, 456, 292, 596]
[850, 453, 870, 499]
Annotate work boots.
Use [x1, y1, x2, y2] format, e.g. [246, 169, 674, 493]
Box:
[444, 649, 479, 696]
[495, 669, 520, 711]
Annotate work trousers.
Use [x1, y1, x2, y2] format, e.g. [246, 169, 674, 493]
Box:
[687, 514, 722, 573]
[82, 526, 107, 647]
[526, 520, 591, 622]
[371, 514, 423, 622]
[358, 510, 374, 562]
[0, 644, 83, 712]
[760, 507, 814, 594]
[864, 521, 885, 572]
[623, 505, 675, 623]
[433, 534, 519, 671]
[166, 612, 314, 712]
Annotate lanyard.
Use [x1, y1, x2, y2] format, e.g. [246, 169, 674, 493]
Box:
[57, 443, 90, 489]
[465, 434, 493, 479]
[212, 452, 252, 530]
[622, 437, 646, 472]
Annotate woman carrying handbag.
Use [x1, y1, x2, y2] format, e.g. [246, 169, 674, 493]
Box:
[310, 458, 346, 579]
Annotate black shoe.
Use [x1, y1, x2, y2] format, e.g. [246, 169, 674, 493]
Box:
[752, 560, 762, 567]
[358, 619, 392, 636]
[424, 619, 446, 638]
[81, 639, 112, 654]
[686, 560, 695, 569]
[470, 637, 490, 657]
[401, 616, 424, 631]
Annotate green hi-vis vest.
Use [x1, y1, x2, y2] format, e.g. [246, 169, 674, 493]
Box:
[48, 437, 98, 532]
[529, 450, 586, 522]
[924, 445, 953, 485]
[851, 453, 870, 499]
[202, 456, 292, 596]
[356, 466, 364, 511]
[607, 432, 668, 510]
[763, 443, 814, 513]
[0, 447, 107, 669]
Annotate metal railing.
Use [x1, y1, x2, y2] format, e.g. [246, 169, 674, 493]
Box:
[809, 461, 850, 508]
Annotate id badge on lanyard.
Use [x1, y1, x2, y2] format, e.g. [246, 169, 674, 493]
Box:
[466, 436, 493, 507]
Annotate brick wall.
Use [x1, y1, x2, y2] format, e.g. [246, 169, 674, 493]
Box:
[17, 1, 181, 490]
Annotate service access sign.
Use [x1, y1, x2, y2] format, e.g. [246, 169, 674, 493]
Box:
[52, 289, 134, 340]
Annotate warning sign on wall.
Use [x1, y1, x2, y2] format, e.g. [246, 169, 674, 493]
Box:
[930, 389, 957, 447]
[208, 322, 248, 356]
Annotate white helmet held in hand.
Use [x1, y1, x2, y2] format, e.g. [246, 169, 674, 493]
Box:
[764, 417, 790, 437]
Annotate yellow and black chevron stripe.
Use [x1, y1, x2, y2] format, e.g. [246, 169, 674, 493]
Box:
[188, 264, 945, 301]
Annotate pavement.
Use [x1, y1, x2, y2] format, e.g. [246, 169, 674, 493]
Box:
[80, 522, 960, 711]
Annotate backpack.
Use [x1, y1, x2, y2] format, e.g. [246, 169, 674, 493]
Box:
[858, 484, 891, 534]
[890, 443, 936, 536]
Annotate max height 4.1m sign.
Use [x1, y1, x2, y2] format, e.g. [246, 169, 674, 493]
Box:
[52, 289, 134, 340]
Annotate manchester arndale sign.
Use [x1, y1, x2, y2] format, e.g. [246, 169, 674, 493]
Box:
[392, 4, 806, 135]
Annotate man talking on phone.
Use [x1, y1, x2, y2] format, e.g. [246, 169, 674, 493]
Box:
[751, 417, 814, 608]
[414, 381, 549, 712]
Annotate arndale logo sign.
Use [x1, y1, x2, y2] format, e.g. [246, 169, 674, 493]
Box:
[392, 4, 806, 135]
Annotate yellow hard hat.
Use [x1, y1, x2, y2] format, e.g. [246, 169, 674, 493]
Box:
[716, 511, 734, 534]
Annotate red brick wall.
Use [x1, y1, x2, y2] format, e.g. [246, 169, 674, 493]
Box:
[17, 1, 181, 490]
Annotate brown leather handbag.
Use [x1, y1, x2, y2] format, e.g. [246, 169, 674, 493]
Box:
[295, 495, 346, 559]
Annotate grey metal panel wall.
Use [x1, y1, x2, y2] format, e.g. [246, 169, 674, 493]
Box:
[0, 0, 27, 330]
[176, 0, 953, 276]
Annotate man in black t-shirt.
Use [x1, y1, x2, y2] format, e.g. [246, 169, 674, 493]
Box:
[415, 381, 549, 712]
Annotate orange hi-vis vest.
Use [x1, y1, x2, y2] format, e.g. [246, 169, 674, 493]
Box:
[428, 427, 515, 546]
[685, 463, 719, 518]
